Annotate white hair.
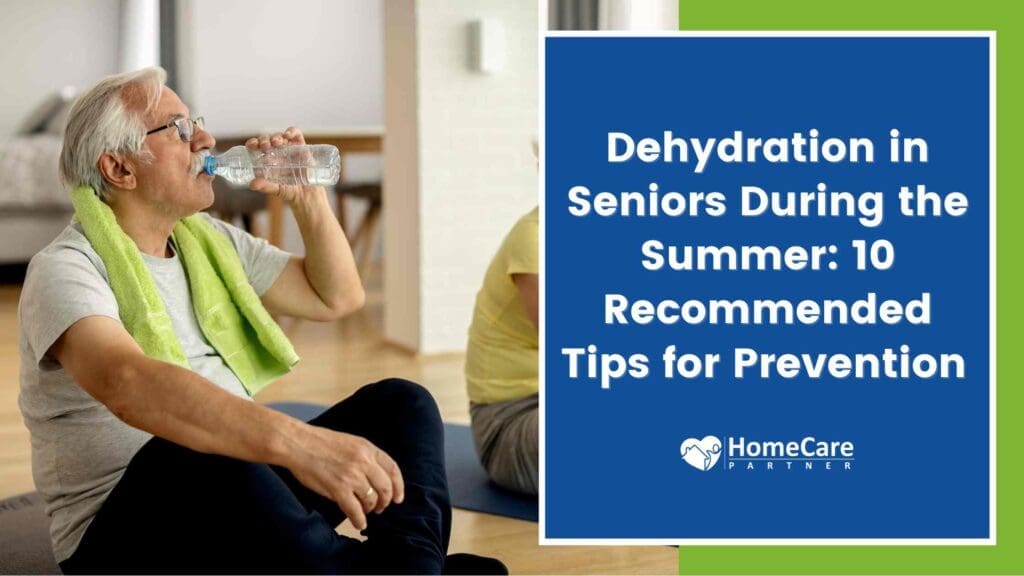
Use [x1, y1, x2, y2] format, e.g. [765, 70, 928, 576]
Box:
[59, 66, 167, 200]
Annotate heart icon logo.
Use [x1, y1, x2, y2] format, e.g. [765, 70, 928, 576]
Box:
[680, 436, 722, 471]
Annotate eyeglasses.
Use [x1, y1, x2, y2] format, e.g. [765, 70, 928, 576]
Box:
[145, 116, 205, 142]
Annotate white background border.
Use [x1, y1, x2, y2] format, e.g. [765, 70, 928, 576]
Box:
[537, 29, 997, 547]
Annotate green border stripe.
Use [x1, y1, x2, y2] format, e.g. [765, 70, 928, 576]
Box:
[677, 1, 1021, 573]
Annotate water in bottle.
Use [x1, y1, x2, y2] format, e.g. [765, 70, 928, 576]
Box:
[203, 144, 341, 186]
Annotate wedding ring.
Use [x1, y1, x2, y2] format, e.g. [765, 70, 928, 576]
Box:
[364, 487, 375, 499]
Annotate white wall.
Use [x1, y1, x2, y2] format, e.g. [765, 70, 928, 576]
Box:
[1, 0, 385, 140]
[0, 0, 120, 138]
[385, 0, 538, 354]
[177, 0, 383, 137]
[599, 0, 678, 31]
[176, 0, 385, 255]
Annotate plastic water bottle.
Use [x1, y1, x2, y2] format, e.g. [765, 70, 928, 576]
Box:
[203, 144, 341, 186]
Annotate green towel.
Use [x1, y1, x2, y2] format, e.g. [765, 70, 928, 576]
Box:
[70, 185, 299, 396]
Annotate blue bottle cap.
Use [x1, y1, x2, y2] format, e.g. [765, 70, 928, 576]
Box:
[203, 155, 216, 175]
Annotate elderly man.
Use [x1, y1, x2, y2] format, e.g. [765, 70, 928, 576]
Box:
[18, 67, 503, 574]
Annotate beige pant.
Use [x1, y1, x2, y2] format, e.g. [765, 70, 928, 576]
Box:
[469, 394, 538, 496]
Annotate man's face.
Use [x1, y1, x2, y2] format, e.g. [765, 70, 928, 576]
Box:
[133, 86, 216, 217]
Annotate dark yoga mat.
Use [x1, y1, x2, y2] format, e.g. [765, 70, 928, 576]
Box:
[269, 401, 328, 423]
[443, 422, 538, 522]
[268, 402, 538, 522]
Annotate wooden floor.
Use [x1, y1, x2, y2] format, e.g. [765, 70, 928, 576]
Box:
[0, 268, 676, 574]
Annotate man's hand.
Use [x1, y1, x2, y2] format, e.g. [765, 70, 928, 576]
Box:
[249, 125, 365, 322]
[245, 127, 322, 205]
[284, 426, 405, 531]
[52, 317, 402, 532]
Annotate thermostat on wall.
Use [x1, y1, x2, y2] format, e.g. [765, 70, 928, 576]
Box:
[469, 19, 505, 74]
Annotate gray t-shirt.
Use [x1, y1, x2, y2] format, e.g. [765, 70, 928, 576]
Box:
[17, 213, 291, 563]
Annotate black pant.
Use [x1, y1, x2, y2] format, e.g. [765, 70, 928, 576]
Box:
[60, 379, 452, 574]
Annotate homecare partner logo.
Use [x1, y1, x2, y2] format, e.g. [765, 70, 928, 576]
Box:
[680, 435, 855, 472]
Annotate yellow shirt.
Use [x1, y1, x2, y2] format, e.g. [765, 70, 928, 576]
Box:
[466, 207, 539, 404]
